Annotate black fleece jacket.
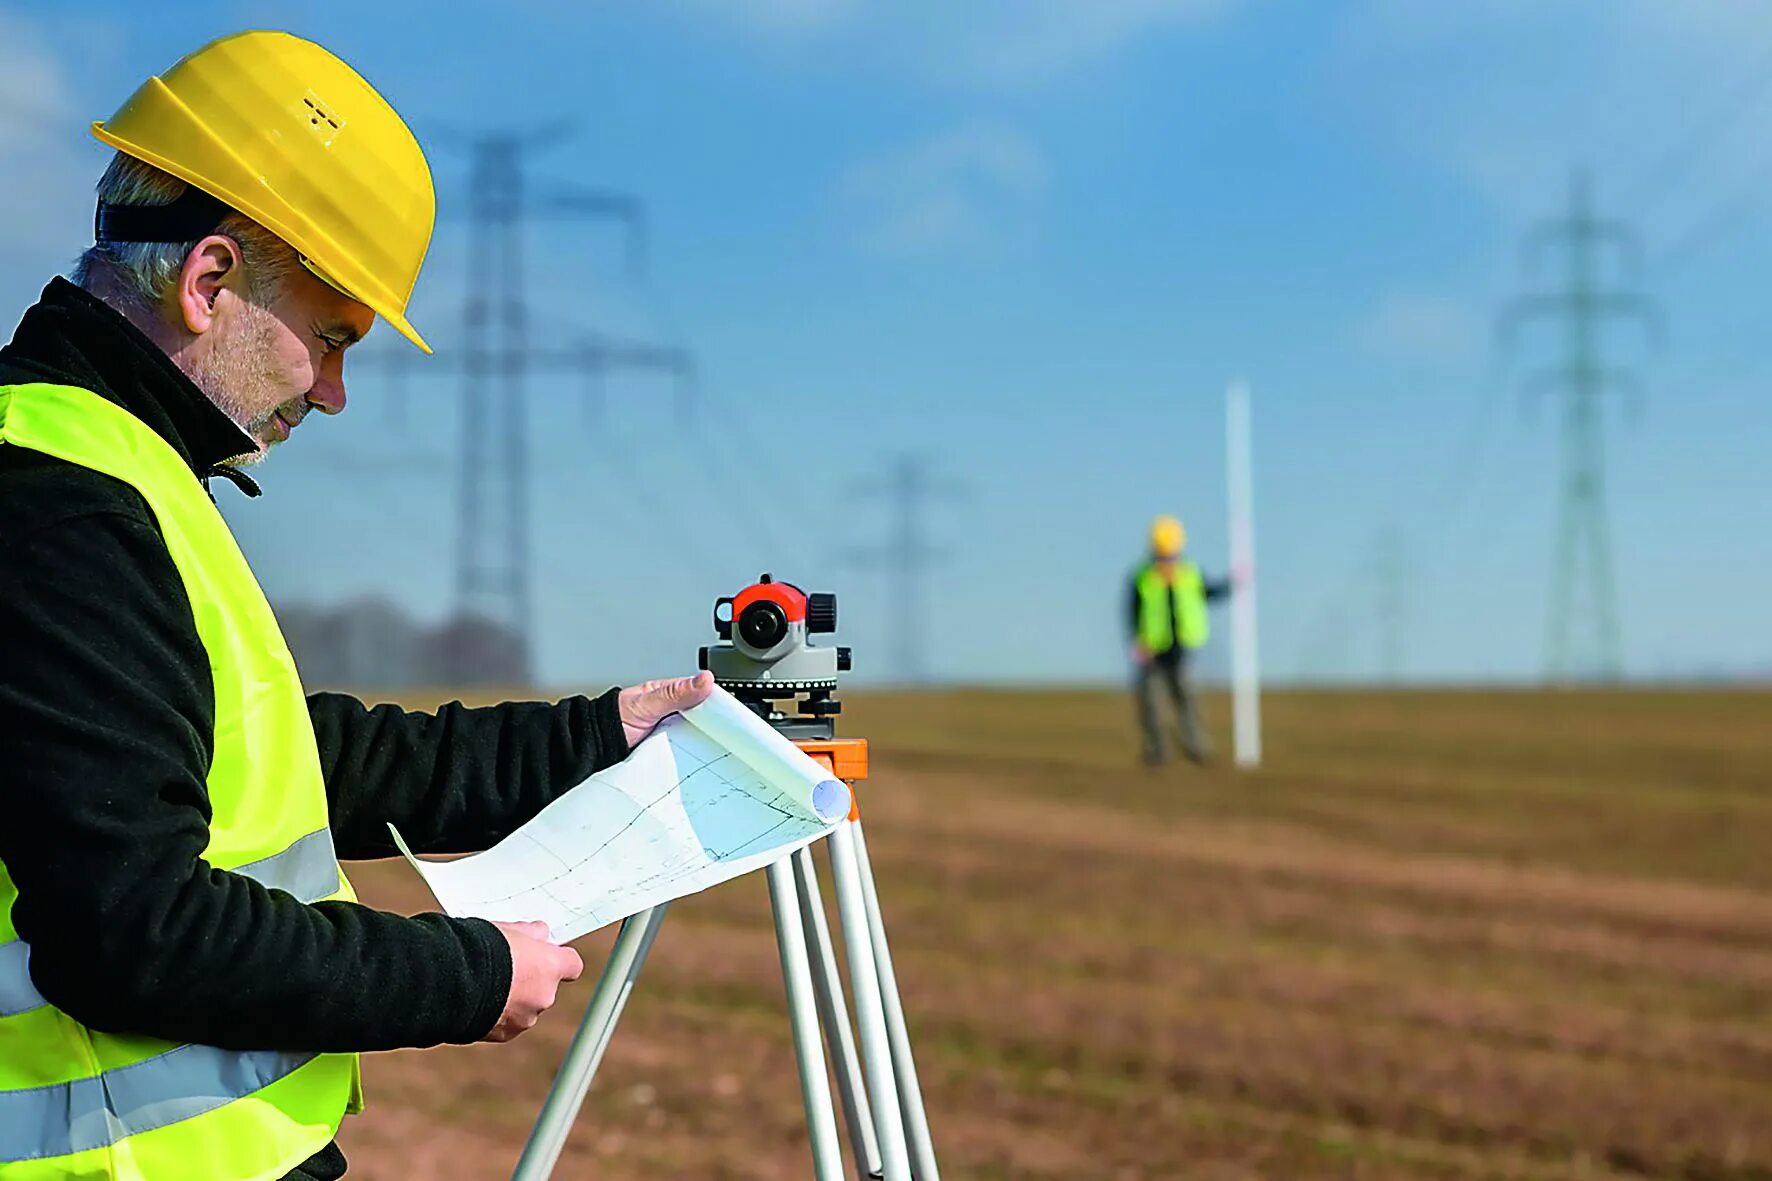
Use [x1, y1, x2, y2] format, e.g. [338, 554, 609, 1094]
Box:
[0, 279, 630, 1179]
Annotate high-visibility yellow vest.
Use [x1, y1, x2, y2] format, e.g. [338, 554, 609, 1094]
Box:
[1136, 560, 1209, 653]
[0, 383, 359, 1181]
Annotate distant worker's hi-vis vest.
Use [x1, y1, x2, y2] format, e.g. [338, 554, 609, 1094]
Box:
[0, 384, 359, 1180]
[1136, 560, 1209, 653]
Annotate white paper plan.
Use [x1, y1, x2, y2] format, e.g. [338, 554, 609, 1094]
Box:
[392, 687, 851, 941]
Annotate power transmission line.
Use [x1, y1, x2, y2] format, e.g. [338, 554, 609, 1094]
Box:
[1616, 40, 1772, 214]
[1652, 146, 1772, 279]
[673, 402, 807, 570]
[1610, 42, 1772, 281]
[347, 149, 810, 668]
[841, 454, 965, 685]
[1499, 171, 1661, 684]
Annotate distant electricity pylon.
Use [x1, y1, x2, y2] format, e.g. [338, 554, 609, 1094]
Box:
[1500, 171, 1660, 684]
[367, 131, 693, 682]
[1372, 529, 1406, 683]
[842, 455, 965, 684]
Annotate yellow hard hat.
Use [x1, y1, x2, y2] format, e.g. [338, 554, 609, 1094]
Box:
[92, 31, 435, 353]
[1150, 515, 1186, 558]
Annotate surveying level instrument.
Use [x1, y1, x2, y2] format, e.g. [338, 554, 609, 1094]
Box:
[702, 573, 852, 737]
[513, 576, 942, 1181]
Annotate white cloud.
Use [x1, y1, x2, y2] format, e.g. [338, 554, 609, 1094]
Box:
[839, 122, 1048, 256]
[1357, 290, 1480, 364]
[678, 0, 1235, 87]
[952, 0, 1231, 85]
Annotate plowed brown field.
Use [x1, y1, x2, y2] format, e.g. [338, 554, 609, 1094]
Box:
[336, 688, 1772, 1180]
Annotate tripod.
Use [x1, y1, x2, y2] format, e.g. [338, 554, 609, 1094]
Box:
[510, 734, 941, 1180]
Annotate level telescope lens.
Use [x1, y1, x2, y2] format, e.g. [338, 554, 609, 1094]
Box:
[737, 601, 788, 651]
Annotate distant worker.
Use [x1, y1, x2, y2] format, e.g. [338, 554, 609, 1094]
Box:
[1128, 515, 1233, 766]
[0, 33, 711, 1181]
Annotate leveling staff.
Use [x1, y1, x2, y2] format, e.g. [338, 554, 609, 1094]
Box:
[0, 33, 711, 1181]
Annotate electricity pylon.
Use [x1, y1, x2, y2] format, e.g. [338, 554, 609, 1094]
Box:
[358, 131, 693, 683]
[842, 455, 965, 684]
[1500, 171, 1660, 683]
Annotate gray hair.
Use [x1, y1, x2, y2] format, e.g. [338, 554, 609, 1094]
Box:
[73, 153, 296, 318]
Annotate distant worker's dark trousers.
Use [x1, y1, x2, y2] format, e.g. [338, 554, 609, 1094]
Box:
[1136, 647, 1207, 764]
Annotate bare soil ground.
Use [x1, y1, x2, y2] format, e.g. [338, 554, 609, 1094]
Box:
[336, 688, 1772, 1180]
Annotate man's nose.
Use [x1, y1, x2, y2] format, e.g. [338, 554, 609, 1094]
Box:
[306, 377, 347, 416]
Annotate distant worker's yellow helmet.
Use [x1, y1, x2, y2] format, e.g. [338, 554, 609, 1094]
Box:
[1150, 515, 1186, 558]
[92, 31, 436, 353]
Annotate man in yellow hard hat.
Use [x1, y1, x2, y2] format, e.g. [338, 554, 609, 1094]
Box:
[1128, 515, 1233, 766]
[0, 32, 710, 1181]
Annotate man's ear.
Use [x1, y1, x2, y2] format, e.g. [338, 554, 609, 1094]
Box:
[174, 235, 246, 337]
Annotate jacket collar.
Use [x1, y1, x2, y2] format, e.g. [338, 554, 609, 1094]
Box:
[0, 277, 260, 489]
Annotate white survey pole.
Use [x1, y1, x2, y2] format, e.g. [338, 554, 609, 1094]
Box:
[1226, 381, 1262, 768]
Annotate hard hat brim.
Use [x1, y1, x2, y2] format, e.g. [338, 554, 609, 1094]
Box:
[296, 254, 432, 355]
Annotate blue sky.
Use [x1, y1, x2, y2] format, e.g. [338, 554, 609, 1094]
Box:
[2, 0, 1769, 686]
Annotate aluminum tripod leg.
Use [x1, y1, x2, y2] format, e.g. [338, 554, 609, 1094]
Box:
[794, 844, 884, 1179]
[767, 856, 847, 1180]
[852, 820, 939, 1180]
[511, 905, 667, 1181]
[507, 820, 936, 1180]
[828, 822, 913, 1181]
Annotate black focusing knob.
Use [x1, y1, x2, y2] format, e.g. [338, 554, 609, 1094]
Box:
[698, 646, 709, 671]
[807, 593, 838, 634]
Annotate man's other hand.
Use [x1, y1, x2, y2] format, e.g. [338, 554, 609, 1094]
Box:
[485, 921, 584, 1043]
[618, 670, 716, 748]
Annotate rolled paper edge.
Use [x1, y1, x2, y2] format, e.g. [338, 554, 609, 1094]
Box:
[811, 778, 850, 823]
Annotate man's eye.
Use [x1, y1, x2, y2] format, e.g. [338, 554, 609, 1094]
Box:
[319, 334, 345, 355]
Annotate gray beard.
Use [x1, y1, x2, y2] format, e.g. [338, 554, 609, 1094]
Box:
[179, 301, 298, 466]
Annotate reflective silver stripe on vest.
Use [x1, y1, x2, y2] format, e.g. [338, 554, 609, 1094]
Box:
[230, 826, 340, 901]
[0, 829, 337, 1022]
[0, 1042, 319, 1163]
[0, 940, 45, 1018]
